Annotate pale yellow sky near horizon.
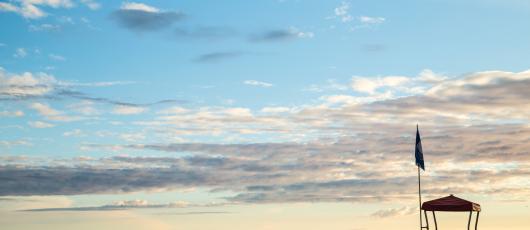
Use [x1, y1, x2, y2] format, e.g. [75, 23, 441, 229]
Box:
[1, 199, 529, 230]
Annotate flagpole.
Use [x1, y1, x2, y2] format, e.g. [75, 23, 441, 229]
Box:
[418, 165, 423, 229]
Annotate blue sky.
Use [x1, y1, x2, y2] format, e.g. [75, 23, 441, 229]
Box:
[1, 1, 530, 229]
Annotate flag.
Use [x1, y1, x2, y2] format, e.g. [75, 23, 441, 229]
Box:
[415, 125, 425, 170]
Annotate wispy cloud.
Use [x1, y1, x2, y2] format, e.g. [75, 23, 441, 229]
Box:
[80, 0, 101, 10]
[174, 26, 236, 40]
[0, 110, 24, 117]
[21, 199, 231, 212]
[359, 16, 385, 25]
[371, 206, 417, 218]
[48, 54, 66, 61]
[29, 24, 61, 32]
[13, 48, 27, 58]
[194, 51, 245, 63]
[28, 121, 55, 128]
[250, 27, 314, 42]
[243, 80, 273, 88]
[112, 105, 147, 115]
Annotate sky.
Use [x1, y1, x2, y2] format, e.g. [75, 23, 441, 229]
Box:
[1, 0, 530, 229]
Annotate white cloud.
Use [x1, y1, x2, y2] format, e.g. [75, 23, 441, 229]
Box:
[157, 106, 189, 115]
[28, 24, 61, 32]
[29, 103, 81, 122]
[334, 2, 353, 22]
[0, 69, 57, 97]
[121, 2, 159, 13]
[119, 132, 146, 142]
[112, 105, 146, 115]
[359, 16, 385, 24]
[0, 0, 73, 19]
[68, 100, 100, 116]
[30, 103, 61, 116]
[13, 48, 27, 58]
[261, 107, 291, 113]
[289, 27, 314, 38]
[63, 129, 83, 137]
[28, 121, 55, 128]
[244, 80, 273, 88]
[0, 139, 32, 147]
[0, 110, 24, 117]
[48, 54, 66, 61]
[80, 0, 100, 10]
[418, 69, 447, 83]
[351, 76, 410, 95]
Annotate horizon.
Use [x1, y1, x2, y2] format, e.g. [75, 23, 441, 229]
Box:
[1, 0, 530, 229]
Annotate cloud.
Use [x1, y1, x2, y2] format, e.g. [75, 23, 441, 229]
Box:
[351, 76, 410, 94]
[0, 140, 32, 147]
[0, 110, 24, 117]
[243, 80, 273, 88]
[3, 69, 530, 206]
[111, 2, 185, 32]
[63, 129, 83, 137]
[20, 199, 231, 212]
[174, 26, 236, 40]
[0, 68, 57, 98]
[359, 16, 385, 25]
[334, 2, 353, 22]
[0, 164, 206, 196]
[48, 54, 66, 61]
[371, 206, 417, 218]
[29, 24, 61, 32]
[0, 67, 180, 107]
[29, 103, 61, 116]
[28, 121, 55, 128]
[80, 0, 100, 10]
[29, 103, 81, 122]
[119, 132, 146, 142]
[112, 105, 146, 115]
[250, 27, 314, 42]
[0, 0, 73, 19]
[13, 48, 27, 58]
[261, 107, 291, 114]
[194, 51, 245, 63]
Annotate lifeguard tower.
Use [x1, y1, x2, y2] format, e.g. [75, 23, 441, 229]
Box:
[421, 194, 481, 230]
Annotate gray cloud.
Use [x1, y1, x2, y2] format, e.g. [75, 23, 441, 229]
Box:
[111, 9, 184, 32]
[0, 166, 205, 196]
[249, 28, 313, 42]
[193, 51, 246, 63]
[174, 26, 236, 40]
[4, 123, 530, 203]
[57, 90, 185, 107]
[0, 67, 184, 108]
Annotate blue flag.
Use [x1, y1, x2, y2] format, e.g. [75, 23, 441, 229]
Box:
[415, 125, 425, 170]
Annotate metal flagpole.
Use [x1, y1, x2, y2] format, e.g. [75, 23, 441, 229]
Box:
[418, 165, 423, 229]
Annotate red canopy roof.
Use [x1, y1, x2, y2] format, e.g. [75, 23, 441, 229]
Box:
[422, 195, 481, 212]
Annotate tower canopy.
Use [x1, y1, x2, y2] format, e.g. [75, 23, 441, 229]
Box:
[422, 194, 481, 212]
